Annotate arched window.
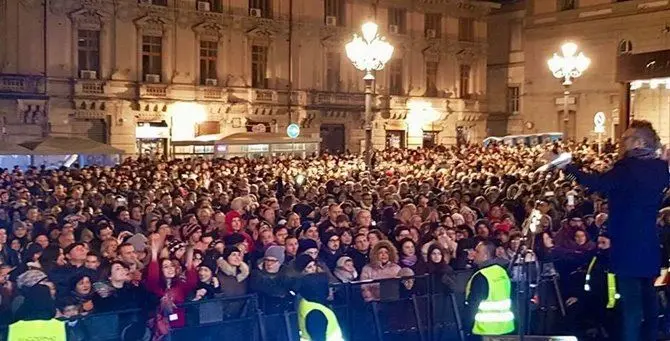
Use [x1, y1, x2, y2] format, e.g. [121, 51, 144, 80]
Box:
[618, 40, 633, 55]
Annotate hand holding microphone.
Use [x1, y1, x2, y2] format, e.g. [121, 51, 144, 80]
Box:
[536, 153, 572, 173]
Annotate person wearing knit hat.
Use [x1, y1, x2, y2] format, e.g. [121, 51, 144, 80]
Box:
[319, 231, 342, 271]
[264, 245, 286, 266]
[297, 239, 319, 257]
[127, 233, 148, 253]
[193, 259, 220, 301]
[294, 254, 317, 274]
[216, 246, 250, 297]
[222, 246, 240, 261]
[167, 240, 186, 259]
[225, 211, 244, 233]
[181, 223, 202, 245]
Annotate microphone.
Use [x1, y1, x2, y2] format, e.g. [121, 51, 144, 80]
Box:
[536, 152, 572, 173]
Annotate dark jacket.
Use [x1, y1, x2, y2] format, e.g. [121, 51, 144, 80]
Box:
[216, 259, 250, 297]
[346, 248, 369, 275]
[249, 264, 292, 314]
[566, 156, 669, 278]
[92, 282, 148, 313]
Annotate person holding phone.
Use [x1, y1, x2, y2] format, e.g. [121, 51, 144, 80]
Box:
[563, 120, 669, 341]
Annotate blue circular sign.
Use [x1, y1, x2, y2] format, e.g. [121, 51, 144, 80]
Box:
[286, 123, 300, 139]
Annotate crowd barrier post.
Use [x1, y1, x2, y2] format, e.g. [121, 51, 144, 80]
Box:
[450, 293, 466, 341]
[411, 294, 426, 341]
[370, 301, 384, 341]
[284, 310, 294, 341]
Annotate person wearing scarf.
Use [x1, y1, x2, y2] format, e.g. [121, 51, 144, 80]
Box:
[397, 238, 428, 275]
[333, 256, 358, 283]
[564, 120, 669, 341]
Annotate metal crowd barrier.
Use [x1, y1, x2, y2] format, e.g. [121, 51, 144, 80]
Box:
[0, 272, 474, 341]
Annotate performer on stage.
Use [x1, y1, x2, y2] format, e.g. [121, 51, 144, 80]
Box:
[563, 120, 669, 341]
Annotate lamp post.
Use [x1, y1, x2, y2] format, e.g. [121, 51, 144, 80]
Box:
[547, 42, 590, 141]
[345, 22, 394, 170]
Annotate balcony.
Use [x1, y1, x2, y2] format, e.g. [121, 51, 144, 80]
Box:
[139, 84, 169, 98]
[197, 86, 227, 101]
[0, 74, 45, 94]
[73, 79, 108, 96]
[250, 89, 278, 104]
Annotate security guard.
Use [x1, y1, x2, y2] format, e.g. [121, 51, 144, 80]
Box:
[465, 240, 515, 338]
[579, 233, 619, 338]
[8, 318, 66, 341]
[296, 271, 344, 341]
[583, 233, 619, 309]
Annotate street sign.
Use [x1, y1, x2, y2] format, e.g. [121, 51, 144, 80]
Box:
[286, 123, 300, 139]
[594, 112, 606, 133]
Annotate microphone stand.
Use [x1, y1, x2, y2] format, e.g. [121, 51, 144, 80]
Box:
[508, 203, 542, 341]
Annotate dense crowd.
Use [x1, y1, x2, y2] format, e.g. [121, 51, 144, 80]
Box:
[0, 138, 666, 340]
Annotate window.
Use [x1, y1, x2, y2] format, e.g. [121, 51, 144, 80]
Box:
[77, 30, 100, 74]
[151, 0, 168, 6]
[425, 61, 438, 97]
[618, 40, 633, 55]
[199, 41, 218, 85]
[558, 0, 576, 11]
[197, 0, 223, 12]
[459, 65, 471, 98]
[326, 52, 341, 92]
[249, 0, 271, 18]
[507, 86, 520, 114]
[388, 8, 407, 34]
[324, 0, 344, 26]
[142, 36, 162, 79]
[424, 13, 441, 38]
[389, 59, 403, 95]
[251, 45, 268, 89]
[458, 18, 475, 42]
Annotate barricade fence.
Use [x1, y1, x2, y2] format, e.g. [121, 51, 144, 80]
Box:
[5, 270, 669, 341]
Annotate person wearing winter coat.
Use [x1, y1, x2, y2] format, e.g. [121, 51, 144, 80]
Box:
[249, 245, 292, 314]
[191, 261, 220, 301]
[91, 261, 147, 314]
[144, 236, 198, 339]
[216, 246, 250, 297]
[318, 231, 343, 271]
[360, 240, 402, 302]
[333, 256, 358, 283]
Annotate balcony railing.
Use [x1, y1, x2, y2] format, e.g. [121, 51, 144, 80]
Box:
[140, 84, 169, 98]
[0, 74, 45, 94]
[250, 89, 278, 103]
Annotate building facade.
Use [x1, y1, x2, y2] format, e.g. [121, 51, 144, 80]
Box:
[0, 0, 495, 157]
[488, 0, 670, 143]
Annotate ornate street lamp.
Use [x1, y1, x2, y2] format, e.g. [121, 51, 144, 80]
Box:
[345, 22, 394, 170]
[547, 42, 590, 141]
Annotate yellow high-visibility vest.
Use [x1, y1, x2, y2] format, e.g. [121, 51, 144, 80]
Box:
[466, 264, 515, 336]
[584, 255, 619, 309]
[8, 318, 66, 341]
[297, 298, 344, 341]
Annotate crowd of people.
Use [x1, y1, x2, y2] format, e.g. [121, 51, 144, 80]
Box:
[0, 135, 667, 340]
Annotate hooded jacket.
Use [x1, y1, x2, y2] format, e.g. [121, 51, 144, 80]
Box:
[360, 240, 401, 301]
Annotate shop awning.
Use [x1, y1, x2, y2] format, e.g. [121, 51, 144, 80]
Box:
[216, 132, 321, 145]
[0, 143, 34, 155]
[19, 136, 123, 154]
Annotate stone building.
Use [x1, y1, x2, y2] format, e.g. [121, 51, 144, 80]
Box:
[487, 0, 670, 143]
[0, 0, 495, 157]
